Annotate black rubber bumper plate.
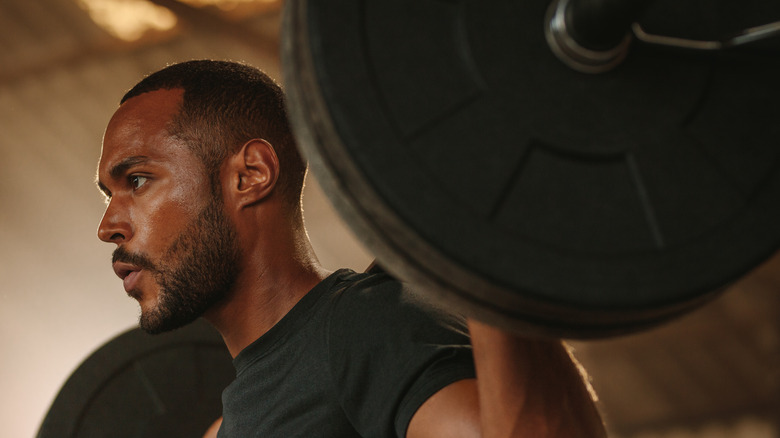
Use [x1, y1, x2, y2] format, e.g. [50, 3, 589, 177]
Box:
[38, 320, 233, 438]
[283, 0, 780, 337]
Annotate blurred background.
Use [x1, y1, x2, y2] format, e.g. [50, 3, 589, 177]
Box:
[0, 0, 776, 437]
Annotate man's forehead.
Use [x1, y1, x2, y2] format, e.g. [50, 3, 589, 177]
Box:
[99, 89, 185, 169]
[107, 88, 183, 136]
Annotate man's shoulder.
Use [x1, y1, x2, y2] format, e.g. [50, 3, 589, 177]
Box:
[326, 268, 420, 311]
[329, 268, 404, 295]
[324, 268, 469, 339]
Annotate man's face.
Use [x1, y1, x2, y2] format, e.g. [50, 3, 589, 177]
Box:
[97, 89, 240, 334]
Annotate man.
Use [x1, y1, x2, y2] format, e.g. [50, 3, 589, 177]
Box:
[97, 60, 605, 437]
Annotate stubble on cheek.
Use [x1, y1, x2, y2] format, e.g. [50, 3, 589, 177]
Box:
[136, 197, 241, 335]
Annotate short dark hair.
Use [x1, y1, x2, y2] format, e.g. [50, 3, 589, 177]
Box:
[122, 60, 305, 208]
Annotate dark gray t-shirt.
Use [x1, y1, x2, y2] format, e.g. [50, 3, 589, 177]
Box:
[218, 269, 475, 438]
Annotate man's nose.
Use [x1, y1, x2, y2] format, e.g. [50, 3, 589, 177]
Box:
[97, 200, 133, 244]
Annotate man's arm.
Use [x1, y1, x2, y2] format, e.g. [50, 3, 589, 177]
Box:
[407, 319, 605, 438]
[202, 417, 222, 438]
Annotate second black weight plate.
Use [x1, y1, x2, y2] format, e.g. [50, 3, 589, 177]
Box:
[38, 320, 233, 438]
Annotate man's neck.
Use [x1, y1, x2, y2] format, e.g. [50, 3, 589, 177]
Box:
[202, 236, 331, 358]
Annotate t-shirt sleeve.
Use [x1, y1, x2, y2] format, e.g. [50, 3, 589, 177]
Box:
[326, 273, 476, 438]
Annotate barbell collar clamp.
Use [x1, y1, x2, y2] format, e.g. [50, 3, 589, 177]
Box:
[545, 0, 633, 74]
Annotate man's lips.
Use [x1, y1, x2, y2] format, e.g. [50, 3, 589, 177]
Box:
[112, 261, 142, 293]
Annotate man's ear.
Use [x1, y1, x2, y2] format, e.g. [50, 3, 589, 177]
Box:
[227, 139, 280, 208]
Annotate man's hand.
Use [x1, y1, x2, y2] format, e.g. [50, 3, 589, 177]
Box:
[469, 319, 606, 438]
[408, 320, 605, 438]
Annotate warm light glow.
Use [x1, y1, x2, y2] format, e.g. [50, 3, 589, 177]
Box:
[181, 0, 278, 11]
[78, 0, 178, 42]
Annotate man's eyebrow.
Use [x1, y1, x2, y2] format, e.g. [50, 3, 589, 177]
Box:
[109, 156, 150, 180]
[95, 155, 150, 197]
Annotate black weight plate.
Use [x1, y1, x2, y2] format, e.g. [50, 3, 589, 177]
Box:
[282, 0, 780, 337]
[37, 320, 233, 438]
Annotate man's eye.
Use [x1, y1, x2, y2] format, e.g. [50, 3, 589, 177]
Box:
[130, 175, 148, 190]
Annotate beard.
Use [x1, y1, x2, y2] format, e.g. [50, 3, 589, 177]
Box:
[112, 196, 241, 334]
